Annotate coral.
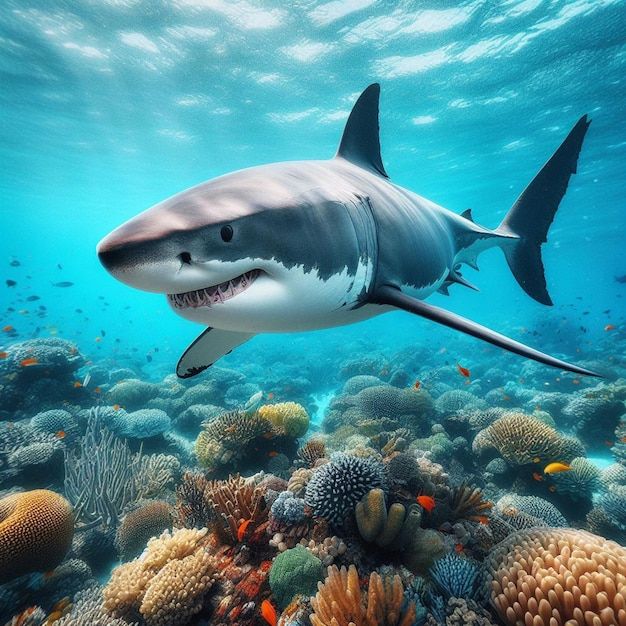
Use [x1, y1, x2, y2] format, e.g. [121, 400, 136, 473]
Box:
[437, 598, 498, 626]
[551, 456, 602, 499]
[174, 403, 222, 434]
[495, 494, 567, 527]
[614, 417, 626, 465]
[435, 390, 486, 416]
[134, 453, 180, 500]
[271, 491, 307, 526]
[259, 402, 310, 438]
[288, 468, 314, 498]
[175, 471, 213, 529]
[402, 527, 446, 575]
[106, 378, 159, 409]
[115, 500, 173, 560]
[112, 408, 171, 439]
[588, 484, 626, 542]
[297, 439, 327, 468]
[305, 453, 386, 530]
[204, 474, 268, 544]
[486, 527, 626, 626]
[8, 440, 62, 469]
[64, 408, 141, 528]
[475, 413, 585, 465]
[429, 554, 481, 600]
[310, 564, 419, 626]
[484, 457, 509, 475]
[0, 489, 74, 582]
[343, 375, 387, 395]
[103, 527, 216, 626]
[602, 462, 626, 487]
[299, 535, 348, 566]
[55, 585, 137, 626]
[30, 409, 78, 440]
[355, 488, 406, 547]
[269, 545, 324, 608]
[443, 485, 492, 525]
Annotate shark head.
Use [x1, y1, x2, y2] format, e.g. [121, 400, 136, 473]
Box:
[97, 160, 376, 333]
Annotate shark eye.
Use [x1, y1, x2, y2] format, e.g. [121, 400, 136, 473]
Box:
[220, 225, 234, 242]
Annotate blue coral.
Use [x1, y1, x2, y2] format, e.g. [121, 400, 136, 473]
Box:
[270, 491, 306, 525]
[429, 553, 481, 601]
[601, 485, 626, 531]
[304, 453, 386, 529]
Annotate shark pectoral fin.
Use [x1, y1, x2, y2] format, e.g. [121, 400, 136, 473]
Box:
[373, 286, 601, 377]
[176, 327, 254, 379]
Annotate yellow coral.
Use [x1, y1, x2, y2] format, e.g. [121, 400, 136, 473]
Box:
[0, 489, 74, 583]
[310, 564, 417, 626]
[103, 527, 215, 626]
[486, 527, 626, 626]
[194, 431, 223, 468]
[258, 402, 310, 438]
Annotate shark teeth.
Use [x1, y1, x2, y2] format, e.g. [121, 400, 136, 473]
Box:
[167, 269, 261, 309]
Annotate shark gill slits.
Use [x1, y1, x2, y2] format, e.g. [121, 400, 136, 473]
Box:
[220, 225, 234, 242]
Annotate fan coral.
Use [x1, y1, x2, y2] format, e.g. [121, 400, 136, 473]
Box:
[486, 527, 626, 626]
[305, 453, 386, 530]
[269, 545, 324, 608]
[495, 494, 567, 527]
[310, 564, 419, 626]
[297, 439, 327, 468]
[115, 500, 173, 561]
[429, 554, 481, 600]
[0, 489, 74, 582]
[551, 456, 602, 499]
[103, 527, 216, 626]
[355, 488, 406, 547]
[259, 402, 310, 438]
[475, 413, 585, 465]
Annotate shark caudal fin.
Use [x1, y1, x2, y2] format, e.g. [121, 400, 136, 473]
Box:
[497, 115, 591, 305]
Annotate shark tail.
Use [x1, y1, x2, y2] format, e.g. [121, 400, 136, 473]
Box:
[497, 115, 591, 305]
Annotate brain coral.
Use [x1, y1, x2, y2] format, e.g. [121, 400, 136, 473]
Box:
[111, 408, 172, 439]
[258, 402, 310, 438]
[103, 527, 216, 626]
[115, 500, 173, 561]
[475, 413, 585, 465]
[0, 489, 74, 582]
[304, 453, 386, 529]
[486, 527, 626, 626]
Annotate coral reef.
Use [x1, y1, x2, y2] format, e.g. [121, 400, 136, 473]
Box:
[114, 500, 173, 561]
[269, 544, 324, 608]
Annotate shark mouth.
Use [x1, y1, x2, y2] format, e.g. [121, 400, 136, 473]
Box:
[167, 269, 262, 309]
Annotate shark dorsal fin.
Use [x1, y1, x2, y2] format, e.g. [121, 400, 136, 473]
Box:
[336, 83, 388, 178]
[461, 208, 474, 222]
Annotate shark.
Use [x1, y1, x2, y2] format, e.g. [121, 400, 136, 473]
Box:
[97, 83, 599, 379]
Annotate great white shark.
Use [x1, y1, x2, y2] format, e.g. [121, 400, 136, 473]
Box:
[98, 84, 599, 379]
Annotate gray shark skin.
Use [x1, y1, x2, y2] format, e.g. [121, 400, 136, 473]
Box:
[98, 84, 599, 379]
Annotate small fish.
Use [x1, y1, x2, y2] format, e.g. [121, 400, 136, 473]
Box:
[532, 456, 541, 464]
[57, 263, 63, 270]
[544, 462, 571, 475]
[532, 472, 543, 482]
[267, 391, 275, 400]
[620, 436, 626, 444]
[52, 281, 74, 287]
[56, 430, 66, 439]
[416, 495, 436, 513]
[6, 279, 16, 287]
[572, 379, 581, 385]
[94, 386, 102, 394]
[113, 404, 121, 411]
[456, 363, 470, 378]
[26, 295, 40, 302]
[94, 337, 102, 343]
[9, 260, 20, 267]
[237, 518, 252, 542]
[267, 451, 279, 458]
[454, 543, 464, 554]
[2, 325, 14, 332]
[260, 599, 277, 626]
[475, 515, 490, 525]
[604, 324, 616, 331]
[20, 357, 39, 367]
[604, 440, 614, 447]
[146, 354, 153, 362]
[73, 381, 82, 388]
[413, 380, 421, 391]
[0, 352, 7, 359]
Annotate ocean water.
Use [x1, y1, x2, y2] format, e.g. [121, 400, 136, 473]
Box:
[1, 1, 626, 625]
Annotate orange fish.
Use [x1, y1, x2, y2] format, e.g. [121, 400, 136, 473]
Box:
[457, 363, 470, 378]
[20, 357, 38, 367]
[532, 472, 543, 482]
[413, 380, 421, 391]
[267, 392, 275, 400]
[604, 324, 615, 331]
[475, 516, 490, 525]
[267, 451, 279, 458]
[113, 404, 121, 411]
[0, 352, 7, 359]
[94, 386, 101, 394]
[260, 599, 277, 626]
[73, 381, 82, 388]
[237, 519, 252, 542]
[56, 430, 66, 439]
[416, 495, 436, 513]
[620, 436, 626, 444]
[2, 325, 14, 332]
[454, 543, 464, 554]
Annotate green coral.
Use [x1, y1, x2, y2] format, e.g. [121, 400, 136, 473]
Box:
[269, 545, 324, 609]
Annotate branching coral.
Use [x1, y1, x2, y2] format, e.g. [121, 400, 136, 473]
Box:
[310, 564, 419, 626]
[305, 453, 386, 530]
[103, 527, 216, 626]
[486, 527, 626, 626]
[474, 413, 585, 465]
[0, 489, 74, 582]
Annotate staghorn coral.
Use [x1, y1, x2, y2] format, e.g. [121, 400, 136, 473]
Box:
[297, 439, 327, 468]
[269, 544, 324, 608]
[305, 453, 386, 530]
[0, 489, 74, 582]
[495, 494, 567, 527]
[103, 527, 216, 626]
[259, 402, 310, 438]
[486, 527, 626, 626]
[429, 554, 481, 601]
[115, 500, 173, 561]
[474, 413, 585, 465]
[551, 456, 602, 499]
[310, 564, 419, 626]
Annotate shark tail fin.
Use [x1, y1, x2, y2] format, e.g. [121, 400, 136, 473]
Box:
[497, 115, 591, 306]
